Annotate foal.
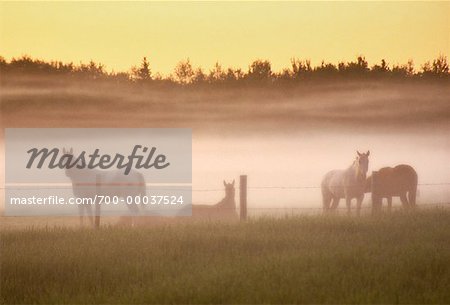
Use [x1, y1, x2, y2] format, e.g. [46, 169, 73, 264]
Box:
[192, 180, 238, 220]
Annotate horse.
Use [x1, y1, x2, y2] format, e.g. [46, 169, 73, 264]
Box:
[191, 180, 238, 220]
[129, 180, 237, 226]
[63, 148, 146, 226]
[321, 151, 370, 215]
[365, 164, 418, 211]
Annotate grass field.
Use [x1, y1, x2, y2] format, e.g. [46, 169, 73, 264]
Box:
[1, 209, 450, 304]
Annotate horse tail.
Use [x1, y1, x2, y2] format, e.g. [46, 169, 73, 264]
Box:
[408, 182, 417, 206]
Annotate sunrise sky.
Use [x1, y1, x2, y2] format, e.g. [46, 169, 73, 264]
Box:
[0, 1, 448, 75]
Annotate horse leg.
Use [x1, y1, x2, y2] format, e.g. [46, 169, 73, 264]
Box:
[387, 197, 392, 212]
[400, 193, 408, 208]
[322, 192, 332, 214]
[356, 195, 363, 216]
[86, 205, 94, 227]
[346, 197, 352, 215]
[330, 197, 340, 212]
[78, 205, 84, 226]
[372, 196, 382, 215]
[408, 187, 417, 208]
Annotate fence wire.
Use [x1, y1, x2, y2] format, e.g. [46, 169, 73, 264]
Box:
[1, 182, 448, 211]
[1, 182, 449, 192]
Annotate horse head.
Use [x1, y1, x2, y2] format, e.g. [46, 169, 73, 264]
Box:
[355, 150, 370, 181]
[223, 179, 235, 200]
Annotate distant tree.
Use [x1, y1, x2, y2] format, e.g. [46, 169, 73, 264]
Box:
[193, 68, 207, 84]
[314, 61, 338, 78]
[406, 60, 415, 76]
[226, 68, 244, 82]
[55, 61, 74, 74]
[371, 59, 389, 74]
[390, 60, 413, 78]
[112, 72, 131, 82]
[341, 56, 369, 76]
[132, 57, 152, 81]
[431, 55, 449, 76]
[10, 55, 32, 69]
[357, 56, 369, 69]
[77, 60, 105, 79]
[3, 54, 449, 85]
[208, 62, 226, 83]
[421, 61, 433, 77]
[291, 58, 312, 79]
[247, 60, 272, 81]
[277, 68, 293, 81]
[10, 55, 36, 73]
[420, 56, 449, 78]
[173, 59, 195, 84]
[7, 55, 63, 75]
[392, 64, 408, 77]
[0, 56, 7, 71]
[149, 72, 160, 80]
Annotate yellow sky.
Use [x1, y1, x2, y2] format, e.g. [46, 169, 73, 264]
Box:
[0, 1, 448, 75]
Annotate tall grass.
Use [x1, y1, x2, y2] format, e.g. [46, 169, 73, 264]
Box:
[1, 209, 450, 304]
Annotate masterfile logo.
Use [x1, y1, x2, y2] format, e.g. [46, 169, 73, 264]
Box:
[5, 128, 192, 216]
[26, 145, 170, 175]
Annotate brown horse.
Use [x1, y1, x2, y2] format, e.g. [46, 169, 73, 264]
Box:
[321, 151, 370, 215]
[365, 164, 418, 210]
[191, 180, 238, 220]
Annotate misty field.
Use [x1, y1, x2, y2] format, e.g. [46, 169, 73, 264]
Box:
[1, 77, 450, 133]
[1, 209, 450, 304]
[1, 74, 450, 304]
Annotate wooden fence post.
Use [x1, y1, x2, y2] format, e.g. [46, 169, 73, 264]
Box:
[240, 175, 247, 221]
[95, 174, 101, 228]
[371, 171, 380, 214]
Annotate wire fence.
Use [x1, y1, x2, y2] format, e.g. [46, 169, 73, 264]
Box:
[241, 202, 450, 210]
[1, 182, 449, 192]
[1, 182, 449, 213]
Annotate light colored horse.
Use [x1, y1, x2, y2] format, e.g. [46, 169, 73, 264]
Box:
[63, 148, 146, 226]
[365, 164, 418, 211]
[321, 151, 370, 215]
[191, 180, 238, 220]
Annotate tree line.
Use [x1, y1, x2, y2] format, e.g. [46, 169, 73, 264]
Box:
[1, 54, 448, 85]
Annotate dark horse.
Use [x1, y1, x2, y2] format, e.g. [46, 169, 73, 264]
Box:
[365, 164, 418, 210]
[191, 180, 238, 220]
[321, 151, 370, 215]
